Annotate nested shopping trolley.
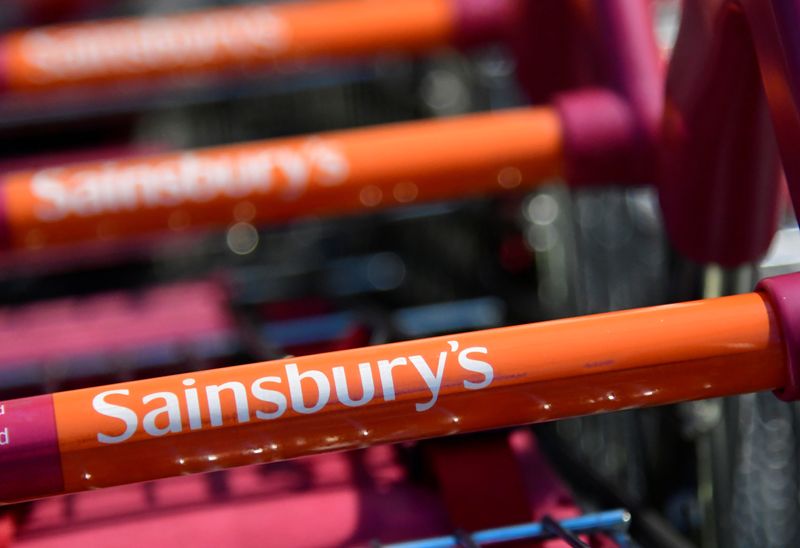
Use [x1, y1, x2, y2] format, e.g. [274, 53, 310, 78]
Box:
[1, 0, 800, 546]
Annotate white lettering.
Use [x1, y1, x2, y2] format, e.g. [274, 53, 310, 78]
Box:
[409, 352, 447, 412]
[31, 169, 69, 221]
[29, 140, 349, 222]
[238, 151, 275, 192]
[332, 363, 375, 407]
[305, 140, 349, 186]
[206, 381, 250, 426]
[377, 357, 407, 401]
[182, 378, 203, 430]
[93, 389, 138, 444]
[251, 376, 287, 420]
[90, 341, 495, 443]
[274, 149, 310, 200]
[285, 363, 330, 414]
[459, 347, 494, 390]
[19, 7, 288, 84]
[142, 391, 182, 436]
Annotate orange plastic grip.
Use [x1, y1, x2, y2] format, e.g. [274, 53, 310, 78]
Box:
[0, 0, 456, 91]
[0, 107, 563, 249]
[0, 291, 787, 502]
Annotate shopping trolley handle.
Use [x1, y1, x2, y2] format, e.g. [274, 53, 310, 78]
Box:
[561, 0, 664, 187]
[759, 272, 800, 401]
[457, 0, 663, 187]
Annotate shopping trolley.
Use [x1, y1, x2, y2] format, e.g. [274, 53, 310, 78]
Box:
[0, 0, 799, 547]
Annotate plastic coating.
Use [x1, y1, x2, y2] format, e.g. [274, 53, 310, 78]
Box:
[0, 0, 458, 92]
[0, 291, 786, 503]
[0, 108, 562, 249]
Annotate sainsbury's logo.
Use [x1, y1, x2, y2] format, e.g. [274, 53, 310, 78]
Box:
[29, 138, 349, 221]
[16, 6, 289, 84]
[92, 341, 494, 444]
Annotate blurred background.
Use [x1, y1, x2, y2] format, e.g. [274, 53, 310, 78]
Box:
[0, 1, 797, 547]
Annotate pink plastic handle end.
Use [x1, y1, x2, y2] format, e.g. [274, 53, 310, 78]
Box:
[0, 395, 63, 503]
[757, 272, 800, 401]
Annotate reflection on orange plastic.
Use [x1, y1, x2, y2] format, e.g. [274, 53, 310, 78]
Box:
[45, 291, 786, 495]
[1, 108, 563, 249]
[1, 0, 455, 91]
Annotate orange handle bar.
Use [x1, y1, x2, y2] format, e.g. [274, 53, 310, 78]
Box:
[0, 107, 563, 249]
[0, 0, 459, 92]
[0, 284, 793, 503]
